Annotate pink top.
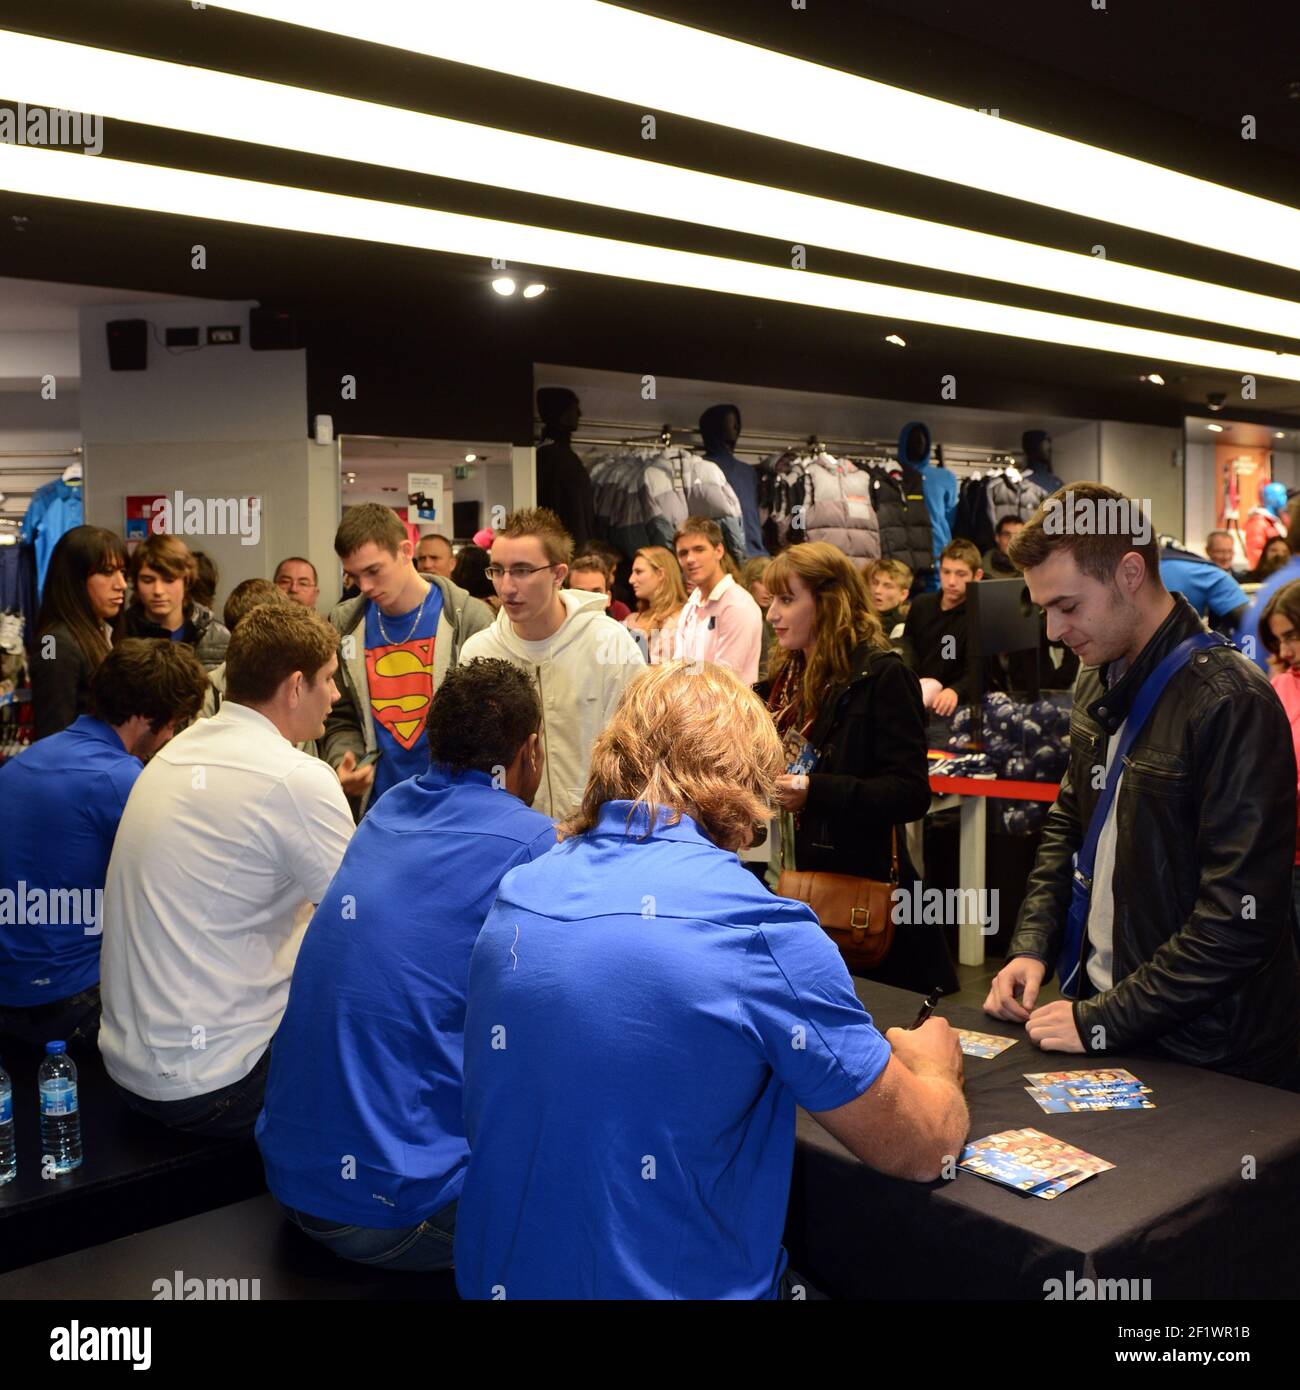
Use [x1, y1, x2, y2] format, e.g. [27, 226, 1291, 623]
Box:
[673, 574, 763, 685]
[1272, 668, 1300, 866]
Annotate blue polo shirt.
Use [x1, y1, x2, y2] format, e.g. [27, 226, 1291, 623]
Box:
[1159, 551, 1248, 622]
[453, 801, 891, 1300]
[255, 762, 557, 1229]
[0, 716, 140, 1005]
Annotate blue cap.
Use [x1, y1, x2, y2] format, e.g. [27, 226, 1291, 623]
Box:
[45, 1041, 66, 1053]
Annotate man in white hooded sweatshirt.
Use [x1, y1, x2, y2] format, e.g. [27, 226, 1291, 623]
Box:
[458, 508, 645, 819]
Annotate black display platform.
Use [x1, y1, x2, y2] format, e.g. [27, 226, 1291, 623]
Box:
[787, 979, 1300, 1300]
[0, 1037, 266, 1273]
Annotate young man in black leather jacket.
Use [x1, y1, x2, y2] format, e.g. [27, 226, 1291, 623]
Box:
[984, 483, 1300, 1089]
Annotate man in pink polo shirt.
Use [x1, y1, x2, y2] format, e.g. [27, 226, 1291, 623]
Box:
[673, 517, 764, 684]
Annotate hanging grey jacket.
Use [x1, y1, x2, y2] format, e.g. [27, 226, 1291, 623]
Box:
[757, 451, 880, 559]
[800, 452, 881, 561]
[586, 447, 744, 558]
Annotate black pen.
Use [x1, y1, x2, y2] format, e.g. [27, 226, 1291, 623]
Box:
[909, 987, 942, 1029]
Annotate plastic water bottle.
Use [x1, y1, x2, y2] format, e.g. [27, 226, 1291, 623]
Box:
[0, 1059, 15, 1184]
[38, 1041, 82, 1173]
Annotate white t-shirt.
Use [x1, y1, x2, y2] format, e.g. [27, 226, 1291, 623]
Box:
[1085, 659, 1130, 995]
[98, 702, 354, 1101]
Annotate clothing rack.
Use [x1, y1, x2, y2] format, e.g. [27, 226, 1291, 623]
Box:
[553, 422, 680, 451]
[556, 418, 1024, 467]
[0, 449, 83, 521]
[0, 448, 82, 461]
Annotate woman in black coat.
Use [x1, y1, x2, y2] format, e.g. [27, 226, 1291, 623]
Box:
[757, 542, 958, 995]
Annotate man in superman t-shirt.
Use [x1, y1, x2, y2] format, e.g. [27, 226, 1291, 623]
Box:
[365, 591, 441, 803]
[322, 505, 495, 817]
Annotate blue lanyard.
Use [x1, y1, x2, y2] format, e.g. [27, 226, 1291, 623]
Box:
[1057, 631, 1229, 999]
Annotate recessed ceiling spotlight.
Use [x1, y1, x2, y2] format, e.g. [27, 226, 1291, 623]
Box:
[491, 276, 516, 295]
[1275, 431, 1286, 439]
[884, 333, 906, 347]
[522, 282, 547, 298]
[1206, 422, 1225, 432]
[464, 452, 477, 462]
[1141, 372, 1166, 385]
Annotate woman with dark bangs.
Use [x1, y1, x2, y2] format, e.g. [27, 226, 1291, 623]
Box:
[31, 525, 128, 739]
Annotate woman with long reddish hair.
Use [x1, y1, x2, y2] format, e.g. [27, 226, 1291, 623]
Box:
[758, 541, 956, 994]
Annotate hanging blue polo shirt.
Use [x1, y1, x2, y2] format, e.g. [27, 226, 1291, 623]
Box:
[255, 762, 557, 1229]
[21, 478, 84, 597]
[363, 586, 444, 805]
[0, 716, 140, 1005]
[453, 800, 891, 1300]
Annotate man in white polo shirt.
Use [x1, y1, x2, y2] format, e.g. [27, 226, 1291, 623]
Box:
[674, 516, 764, 684]
[99, 603, 354, 1138]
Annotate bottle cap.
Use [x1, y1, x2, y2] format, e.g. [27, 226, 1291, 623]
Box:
[44, 1040, 66, 1053]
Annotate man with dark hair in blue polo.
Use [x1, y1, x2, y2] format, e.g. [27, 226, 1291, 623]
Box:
[255, 658, 556, 1270]
[0, 638, 209, 1054]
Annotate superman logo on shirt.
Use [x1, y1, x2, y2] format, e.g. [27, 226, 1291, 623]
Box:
[366, 636, 435, 750]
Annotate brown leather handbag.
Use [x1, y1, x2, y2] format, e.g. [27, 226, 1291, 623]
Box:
[776, 828, 899, 972]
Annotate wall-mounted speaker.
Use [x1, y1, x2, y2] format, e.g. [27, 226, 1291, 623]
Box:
[106, 318, 147, 371]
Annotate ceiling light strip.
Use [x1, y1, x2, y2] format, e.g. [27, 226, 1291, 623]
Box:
[4, 143, 1299, 383]
[208, 0, 1300, 275]
[3, 31, 1297, 342]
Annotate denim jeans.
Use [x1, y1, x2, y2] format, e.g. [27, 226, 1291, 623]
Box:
[280, 1198, 457, 1272]
[0, 984, 101, 1055]
[116, 1043, 273, 1140]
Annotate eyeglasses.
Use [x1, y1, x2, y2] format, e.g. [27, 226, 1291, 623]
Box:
[484, 563, 558, 582]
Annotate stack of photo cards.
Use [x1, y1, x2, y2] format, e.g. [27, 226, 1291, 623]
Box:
[958, 1128, 1114, 1199]
[1024, 1068, 1155, 1114]
[955, 1028, 1018, 1060]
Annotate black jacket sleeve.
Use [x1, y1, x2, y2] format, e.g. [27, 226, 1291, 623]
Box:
[30, 628, 88, 741]
[1006, 744, 1085, 973]
[1075, 684, 1296, 1050]
[320, 623, 366, 770]
[804, 658, 932, 825]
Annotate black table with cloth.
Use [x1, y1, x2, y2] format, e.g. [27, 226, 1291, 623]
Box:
[785, 979, 1300, 1300]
